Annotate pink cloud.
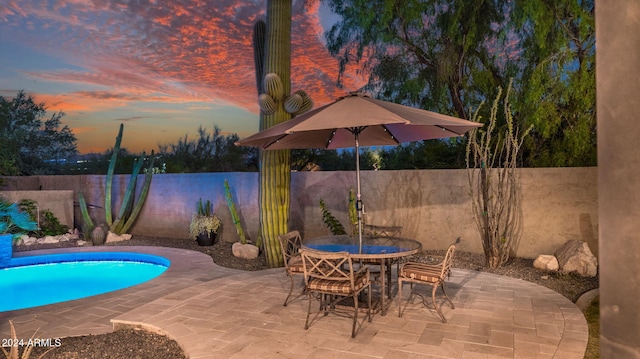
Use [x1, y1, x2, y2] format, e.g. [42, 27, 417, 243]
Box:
[2, 0, 365, 116]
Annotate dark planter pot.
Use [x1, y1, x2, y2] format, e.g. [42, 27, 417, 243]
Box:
[196, 231, 218, 246]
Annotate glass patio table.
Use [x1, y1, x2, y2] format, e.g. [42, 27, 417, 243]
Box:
[303, 234, 422, 315]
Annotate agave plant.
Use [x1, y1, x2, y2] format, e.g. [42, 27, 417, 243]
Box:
[0, 200, 37, 239]
[1, 320, 54, 359]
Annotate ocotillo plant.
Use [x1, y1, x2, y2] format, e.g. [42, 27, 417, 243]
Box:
[253, 1, 313, 268]
[466, 81, 532, 269]
[78, 124, 155, 237]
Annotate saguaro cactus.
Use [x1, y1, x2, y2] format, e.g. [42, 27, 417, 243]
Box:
[253, 1, 313, 268]
[259, 0, 292, 268]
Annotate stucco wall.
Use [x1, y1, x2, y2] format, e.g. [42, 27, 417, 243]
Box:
[0, 190, 74, 228]
[597, 0, 640, 356]
[0, 167, 597, 258]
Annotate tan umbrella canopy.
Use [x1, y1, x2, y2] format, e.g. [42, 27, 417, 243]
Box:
[236, 93, 481, 150]
[236, 93, 482, 250]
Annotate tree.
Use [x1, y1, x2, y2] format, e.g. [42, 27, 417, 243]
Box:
[323, 0, 596, 168]
[379, 139, 467, 170]
[322, 0, 512, 169]
[157, 125, 257, 173]
[291, 148, 378, 171]
[324, 0, 509, 119]
[511, 0, 596, 167]
[0, 91, 77, 175]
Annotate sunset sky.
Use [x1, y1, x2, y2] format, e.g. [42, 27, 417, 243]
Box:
[0, 0, 365, 154]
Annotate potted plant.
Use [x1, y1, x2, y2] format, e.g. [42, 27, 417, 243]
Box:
[189, 198, 221, 246]
[1, 199, 38, 266]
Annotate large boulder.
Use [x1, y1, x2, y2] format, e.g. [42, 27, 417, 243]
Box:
[554, 240, 598, 277]
[232, 242, 259, 260]
[533, 254, 559, 271]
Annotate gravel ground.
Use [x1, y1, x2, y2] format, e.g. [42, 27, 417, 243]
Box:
[15, 235, 598, 359]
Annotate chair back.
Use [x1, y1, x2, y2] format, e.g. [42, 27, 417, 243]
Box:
[278, 230, 302, 270]
[363, 224, 402, 237]
[300, 248, 355, 285]
[439, 242, 457, 279]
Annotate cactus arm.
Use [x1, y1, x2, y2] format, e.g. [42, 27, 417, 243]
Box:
[224, 179, 247, 244]
[78, 192, 94, 231]
[112, 153, 145, 232]
[118, 152, 155, 235]
[254, 20, 267, 130]
[253, 20, 266, 96]
[105, 124, 124, 226]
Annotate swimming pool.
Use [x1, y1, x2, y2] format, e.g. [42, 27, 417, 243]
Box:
[0, 252, 170, 312]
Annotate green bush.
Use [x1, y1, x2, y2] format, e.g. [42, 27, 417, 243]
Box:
[18, 199, 69, 237]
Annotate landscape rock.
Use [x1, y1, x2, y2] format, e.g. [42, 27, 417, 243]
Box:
[23, 236, 37, 245]
[106, 231, 132, 243]
[41, 236, 59, 244]
[232, 242, 259, 260]
[533, 254, 559, 271]
[17, 233, 82, 246]
[554, 240, 598, 277]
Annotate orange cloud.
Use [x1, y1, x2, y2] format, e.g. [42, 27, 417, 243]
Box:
[6, 1, 363, 106]
[0, 0, 367, 152]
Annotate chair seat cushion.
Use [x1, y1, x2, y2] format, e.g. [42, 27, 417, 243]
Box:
[307, 272, 369, 294]
[400, 263, 443, 283]
[287, 256, 304, 273]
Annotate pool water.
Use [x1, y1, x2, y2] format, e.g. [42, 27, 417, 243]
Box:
[0, 252, 169, 312]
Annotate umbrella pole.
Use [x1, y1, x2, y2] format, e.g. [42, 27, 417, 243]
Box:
[355, 133, 364, 253]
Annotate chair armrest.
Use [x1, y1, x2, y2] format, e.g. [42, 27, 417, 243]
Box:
[400, 261, 444, 271]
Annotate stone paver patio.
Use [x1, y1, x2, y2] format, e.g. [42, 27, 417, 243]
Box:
[1, 246, 588, 358]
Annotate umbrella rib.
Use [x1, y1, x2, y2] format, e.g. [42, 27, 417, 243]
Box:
[324, 129, 338, 149]
[436, 125, 465, 137]
[264, 133, 290, 149]
[382, 124, 401, 145]
[348, 126, 367, 136]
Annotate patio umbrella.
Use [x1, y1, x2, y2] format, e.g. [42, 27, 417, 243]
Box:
[236, 93, 482, 250]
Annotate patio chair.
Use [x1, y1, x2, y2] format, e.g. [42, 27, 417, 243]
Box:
[397, 239, 458, 322]
[300, 248, 372, 338]
[277, 230, 305, 306]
